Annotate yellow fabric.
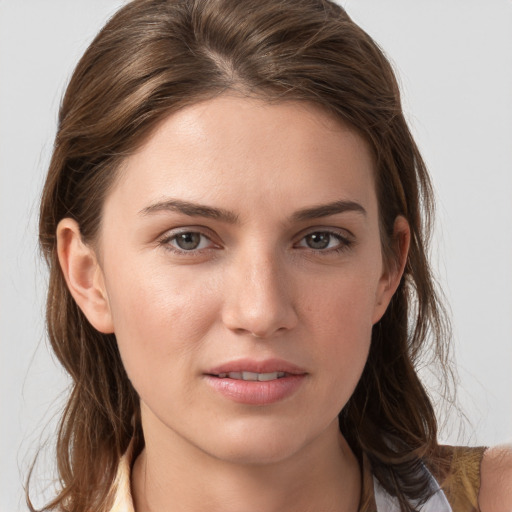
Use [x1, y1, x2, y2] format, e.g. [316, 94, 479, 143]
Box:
[106, 442, 135, 512]
[438, 446, 486, 512]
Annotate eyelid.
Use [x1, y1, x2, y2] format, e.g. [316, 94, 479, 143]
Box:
[293, 227, 354, 252]
[156, 225, 354, 256]
[157, 227, 221, 254]
[295, 226, 354, 241]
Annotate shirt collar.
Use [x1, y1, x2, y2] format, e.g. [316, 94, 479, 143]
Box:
[108, 444, 451, 512]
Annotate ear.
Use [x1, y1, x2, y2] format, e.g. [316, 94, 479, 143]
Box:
[56, 218, 114, 334]
[372, 216, 410, 324]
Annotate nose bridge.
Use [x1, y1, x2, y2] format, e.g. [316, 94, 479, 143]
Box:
[222, 243, 297, 338]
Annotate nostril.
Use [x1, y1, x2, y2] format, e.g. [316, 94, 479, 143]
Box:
[221, 271, 299, 337]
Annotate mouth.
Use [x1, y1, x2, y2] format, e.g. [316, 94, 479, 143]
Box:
[206, 358, 307, 380]
[204, 359, 307, 405]
[211, 371, 289, 381]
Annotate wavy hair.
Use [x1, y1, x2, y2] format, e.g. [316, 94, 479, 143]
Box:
[33, 1, 451, 511]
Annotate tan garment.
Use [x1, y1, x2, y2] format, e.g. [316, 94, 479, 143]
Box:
[359, 446, 485, 512]
[437, 446, 486, 512]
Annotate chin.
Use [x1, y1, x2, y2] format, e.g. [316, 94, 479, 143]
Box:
[210, 436, 303, 467]
[197, 417, 330, 467]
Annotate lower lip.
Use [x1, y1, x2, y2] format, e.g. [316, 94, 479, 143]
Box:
[204, 374, 306, 405]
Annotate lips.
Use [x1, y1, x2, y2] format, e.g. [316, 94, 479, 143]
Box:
[207, 358, 307, 377]
[204, 359, 307, 405]
[216, 371, 288, 381]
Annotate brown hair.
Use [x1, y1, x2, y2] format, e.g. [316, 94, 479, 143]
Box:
[33, 1, 451, 511]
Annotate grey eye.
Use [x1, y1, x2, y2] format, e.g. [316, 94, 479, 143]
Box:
[304, 232, 333, 250]
[173, 232, 202, 250]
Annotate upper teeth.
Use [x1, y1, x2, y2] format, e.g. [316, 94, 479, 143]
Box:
[217, 371, 286, 381]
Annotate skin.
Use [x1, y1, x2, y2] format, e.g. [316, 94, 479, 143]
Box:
[58, 95, 408, 511]
[56, 94, 512, 512]
[479, 445, 512, 512]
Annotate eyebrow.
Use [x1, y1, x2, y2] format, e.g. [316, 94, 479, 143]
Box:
[139, 198, 366, 223]
[139, 198, 239, 224]
[290, 200, 367, 222]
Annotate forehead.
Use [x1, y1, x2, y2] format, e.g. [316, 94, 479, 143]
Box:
[107, 94, 378, 222]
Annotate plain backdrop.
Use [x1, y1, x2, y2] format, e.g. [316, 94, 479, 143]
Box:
[1, 1, 511, 510]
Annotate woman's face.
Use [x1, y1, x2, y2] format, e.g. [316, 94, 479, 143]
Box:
[85, 95, 405, 464]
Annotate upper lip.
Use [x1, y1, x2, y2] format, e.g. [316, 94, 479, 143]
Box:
[206, 358, 307, 376]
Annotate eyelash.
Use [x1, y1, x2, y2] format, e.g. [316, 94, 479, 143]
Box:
[158, 230, 218, 255]
[157, 229, 354, 256]
[295, 231, 353, 254]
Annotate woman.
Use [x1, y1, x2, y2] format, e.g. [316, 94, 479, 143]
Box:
[32, 0, 511, 511]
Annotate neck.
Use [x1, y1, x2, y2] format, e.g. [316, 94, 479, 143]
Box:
[131, 420, 361, 512]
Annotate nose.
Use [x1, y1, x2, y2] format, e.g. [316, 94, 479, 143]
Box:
[221, 249, 298, 339]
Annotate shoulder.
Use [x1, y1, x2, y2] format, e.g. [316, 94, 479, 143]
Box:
[479, 444, 512, 512]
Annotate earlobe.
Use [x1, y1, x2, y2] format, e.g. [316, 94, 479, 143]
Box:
[372, 216, 411, 324]
[56, 218, 114, 334]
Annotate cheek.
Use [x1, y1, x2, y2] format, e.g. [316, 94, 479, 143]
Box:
[103, 260, 219, 391]
[306, 270, 379, 340]
[305, 273, 377, 393]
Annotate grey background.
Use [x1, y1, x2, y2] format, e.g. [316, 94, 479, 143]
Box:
[1, 0, 511, 510]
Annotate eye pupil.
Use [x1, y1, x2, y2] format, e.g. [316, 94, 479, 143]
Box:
[306, 232, 330, 249]
[176, 232, 201, 250]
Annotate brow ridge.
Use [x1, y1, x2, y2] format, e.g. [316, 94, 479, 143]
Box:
[139, 198, 239, 224]
[139, 198, 366, 224]
[291, 200, 367, 222]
